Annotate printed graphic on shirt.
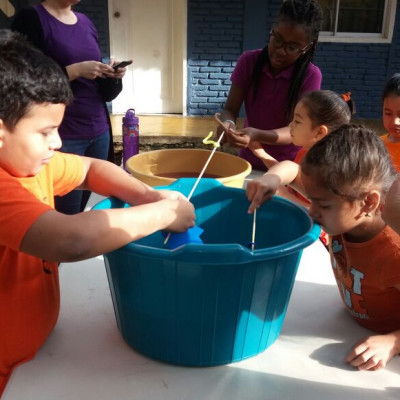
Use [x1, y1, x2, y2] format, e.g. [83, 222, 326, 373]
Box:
[331, 239, 369, 320]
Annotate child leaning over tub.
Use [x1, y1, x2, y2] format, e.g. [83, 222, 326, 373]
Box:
[0, 30, 195, 396]
[246, 90, 355, 214]
[381, 73, 400, 172]
[301, 124, 400, 371]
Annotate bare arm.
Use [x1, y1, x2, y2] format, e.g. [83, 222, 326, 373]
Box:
[20, 158, 195, 262]
[246, 160, 302, 213]
[249, 142, 278, 169]
[220, 83, 244, 124]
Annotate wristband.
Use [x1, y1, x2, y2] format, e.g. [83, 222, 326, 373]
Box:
[224, 119, 236, 126]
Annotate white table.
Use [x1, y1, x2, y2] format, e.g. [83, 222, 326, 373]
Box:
[4, 179, 400, 400]
[4, 238, 400, 400]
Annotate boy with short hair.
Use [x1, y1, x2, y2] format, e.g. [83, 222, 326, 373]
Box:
[0, 29, 195, 396]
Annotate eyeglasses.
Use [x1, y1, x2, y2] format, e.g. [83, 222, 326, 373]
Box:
[268, 30, 312, 56]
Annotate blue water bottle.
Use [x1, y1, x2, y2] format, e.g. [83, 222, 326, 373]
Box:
[122, 108, 139, 170]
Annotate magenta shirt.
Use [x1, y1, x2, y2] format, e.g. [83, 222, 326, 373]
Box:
[34, 4, 108, 140]
[231, 49, 322, 169]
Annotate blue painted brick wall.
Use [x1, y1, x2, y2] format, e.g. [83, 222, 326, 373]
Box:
[187, 0, 245, 115]
[2, 1, 400, 119]
[187, 0, 400, 119]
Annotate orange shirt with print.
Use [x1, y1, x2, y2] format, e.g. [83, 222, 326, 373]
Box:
[381, 133, 400, 173]
[330, 226, 400, 333]
[0, 152, 84, 397]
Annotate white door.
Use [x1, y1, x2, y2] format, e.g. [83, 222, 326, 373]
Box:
[108, 0, 186, 114]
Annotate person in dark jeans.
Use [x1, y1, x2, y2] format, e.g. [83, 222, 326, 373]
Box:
[12, 0, 127, 214]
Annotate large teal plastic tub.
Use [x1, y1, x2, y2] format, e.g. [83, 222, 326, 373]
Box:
[93, 178, 320, 366]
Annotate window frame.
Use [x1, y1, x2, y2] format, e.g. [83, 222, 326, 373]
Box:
[319, 0, 397, 44]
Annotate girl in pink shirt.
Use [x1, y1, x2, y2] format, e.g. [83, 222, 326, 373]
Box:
[218, 0, 323, 170]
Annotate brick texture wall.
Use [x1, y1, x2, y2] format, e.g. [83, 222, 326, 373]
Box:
[2, 1, 399, 119]
[187, 0, 400, 119]
[186, 0, 245, 115]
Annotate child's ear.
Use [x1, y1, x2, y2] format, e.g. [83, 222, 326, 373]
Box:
[361, 190, 381, 215]
[316, 125, 329, 140]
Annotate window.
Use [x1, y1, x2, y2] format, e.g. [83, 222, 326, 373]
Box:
[318, 0, 397, 43]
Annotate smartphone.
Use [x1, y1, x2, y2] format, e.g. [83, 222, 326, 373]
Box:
[113, 60, 133, 71]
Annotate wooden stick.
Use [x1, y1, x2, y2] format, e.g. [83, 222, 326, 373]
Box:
[251, 209, 257, 251]
[164, 130, 226, 245]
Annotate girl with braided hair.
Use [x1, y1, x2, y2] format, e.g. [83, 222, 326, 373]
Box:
[218, 0, 323, 170]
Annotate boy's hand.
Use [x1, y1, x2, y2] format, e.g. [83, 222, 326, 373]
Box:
[157, 189, 188, 201]
[345, 332, 400, 371]
[160, 198, 196, 232]
[246, 174, 281, 214]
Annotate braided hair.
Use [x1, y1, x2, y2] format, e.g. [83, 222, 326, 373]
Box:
[251, 0, 323, 123]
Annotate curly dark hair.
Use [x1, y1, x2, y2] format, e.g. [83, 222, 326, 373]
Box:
[302, 124, 398, 200]
[251, 0, 323, 122]
[0, 29, 72, 129]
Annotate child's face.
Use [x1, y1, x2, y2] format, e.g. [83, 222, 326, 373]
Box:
[0, 103, 64, 177]
[383, 94, 400, 142]
[302, 172, 365, 238]
[289, 101, 321, 148]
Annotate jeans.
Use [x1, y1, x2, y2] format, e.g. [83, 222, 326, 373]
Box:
[55, 130, 110, 215]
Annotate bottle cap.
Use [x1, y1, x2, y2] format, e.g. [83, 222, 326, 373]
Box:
[123, 108, 139, 124]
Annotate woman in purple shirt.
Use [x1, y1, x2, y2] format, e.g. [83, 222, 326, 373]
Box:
[12, 0, 126, 214]
[219, 0, 323, 170]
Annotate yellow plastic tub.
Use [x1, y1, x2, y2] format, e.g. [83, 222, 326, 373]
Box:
[126, 148, 252, 188]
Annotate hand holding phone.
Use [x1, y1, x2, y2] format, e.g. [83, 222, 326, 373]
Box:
[113, 60, 133, 71]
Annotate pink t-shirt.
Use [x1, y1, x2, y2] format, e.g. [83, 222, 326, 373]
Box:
[231, 49, 322, 169]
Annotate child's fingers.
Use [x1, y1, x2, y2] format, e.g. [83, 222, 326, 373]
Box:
[248, 188, 272, 214]
[246, 181, 258, 201]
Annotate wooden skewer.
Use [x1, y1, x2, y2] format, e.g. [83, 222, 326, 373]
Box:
[164, 130, 226, 245]
[251, 209, 257, 251]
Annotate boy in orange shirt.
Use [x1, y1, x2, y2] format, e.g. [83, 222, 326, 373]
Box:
[0, 30, 195, 396]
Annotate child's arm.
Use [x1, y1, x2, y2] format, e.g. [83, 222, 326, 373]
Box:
[345, 329, 400, 371]
[246, 160, 302, 213]
[76, 156, 185, 205]
[382, 177, 400, 235]
[249, 142, 278, 169]
[19, 158, 196, 263]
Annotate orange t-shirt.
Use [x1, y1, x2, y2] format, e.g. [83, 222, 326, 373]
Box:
[0, 151, 84, 396]
[286, 147, 310, 205]
[330, 226, 400, 333]
[381, 133, 400, 173]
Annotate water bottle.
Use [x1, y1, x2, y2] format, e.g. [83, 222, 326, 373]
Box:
[122, 108, 139, 170]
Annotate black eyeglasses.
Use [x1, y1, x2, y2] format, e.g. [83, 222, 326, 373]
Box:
[268, 30, 312, 56]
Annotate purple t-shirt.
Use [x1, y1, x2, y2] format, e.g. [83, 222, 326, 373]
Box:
[34, 4, 108, 140]
[231, 49, 322, 169]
